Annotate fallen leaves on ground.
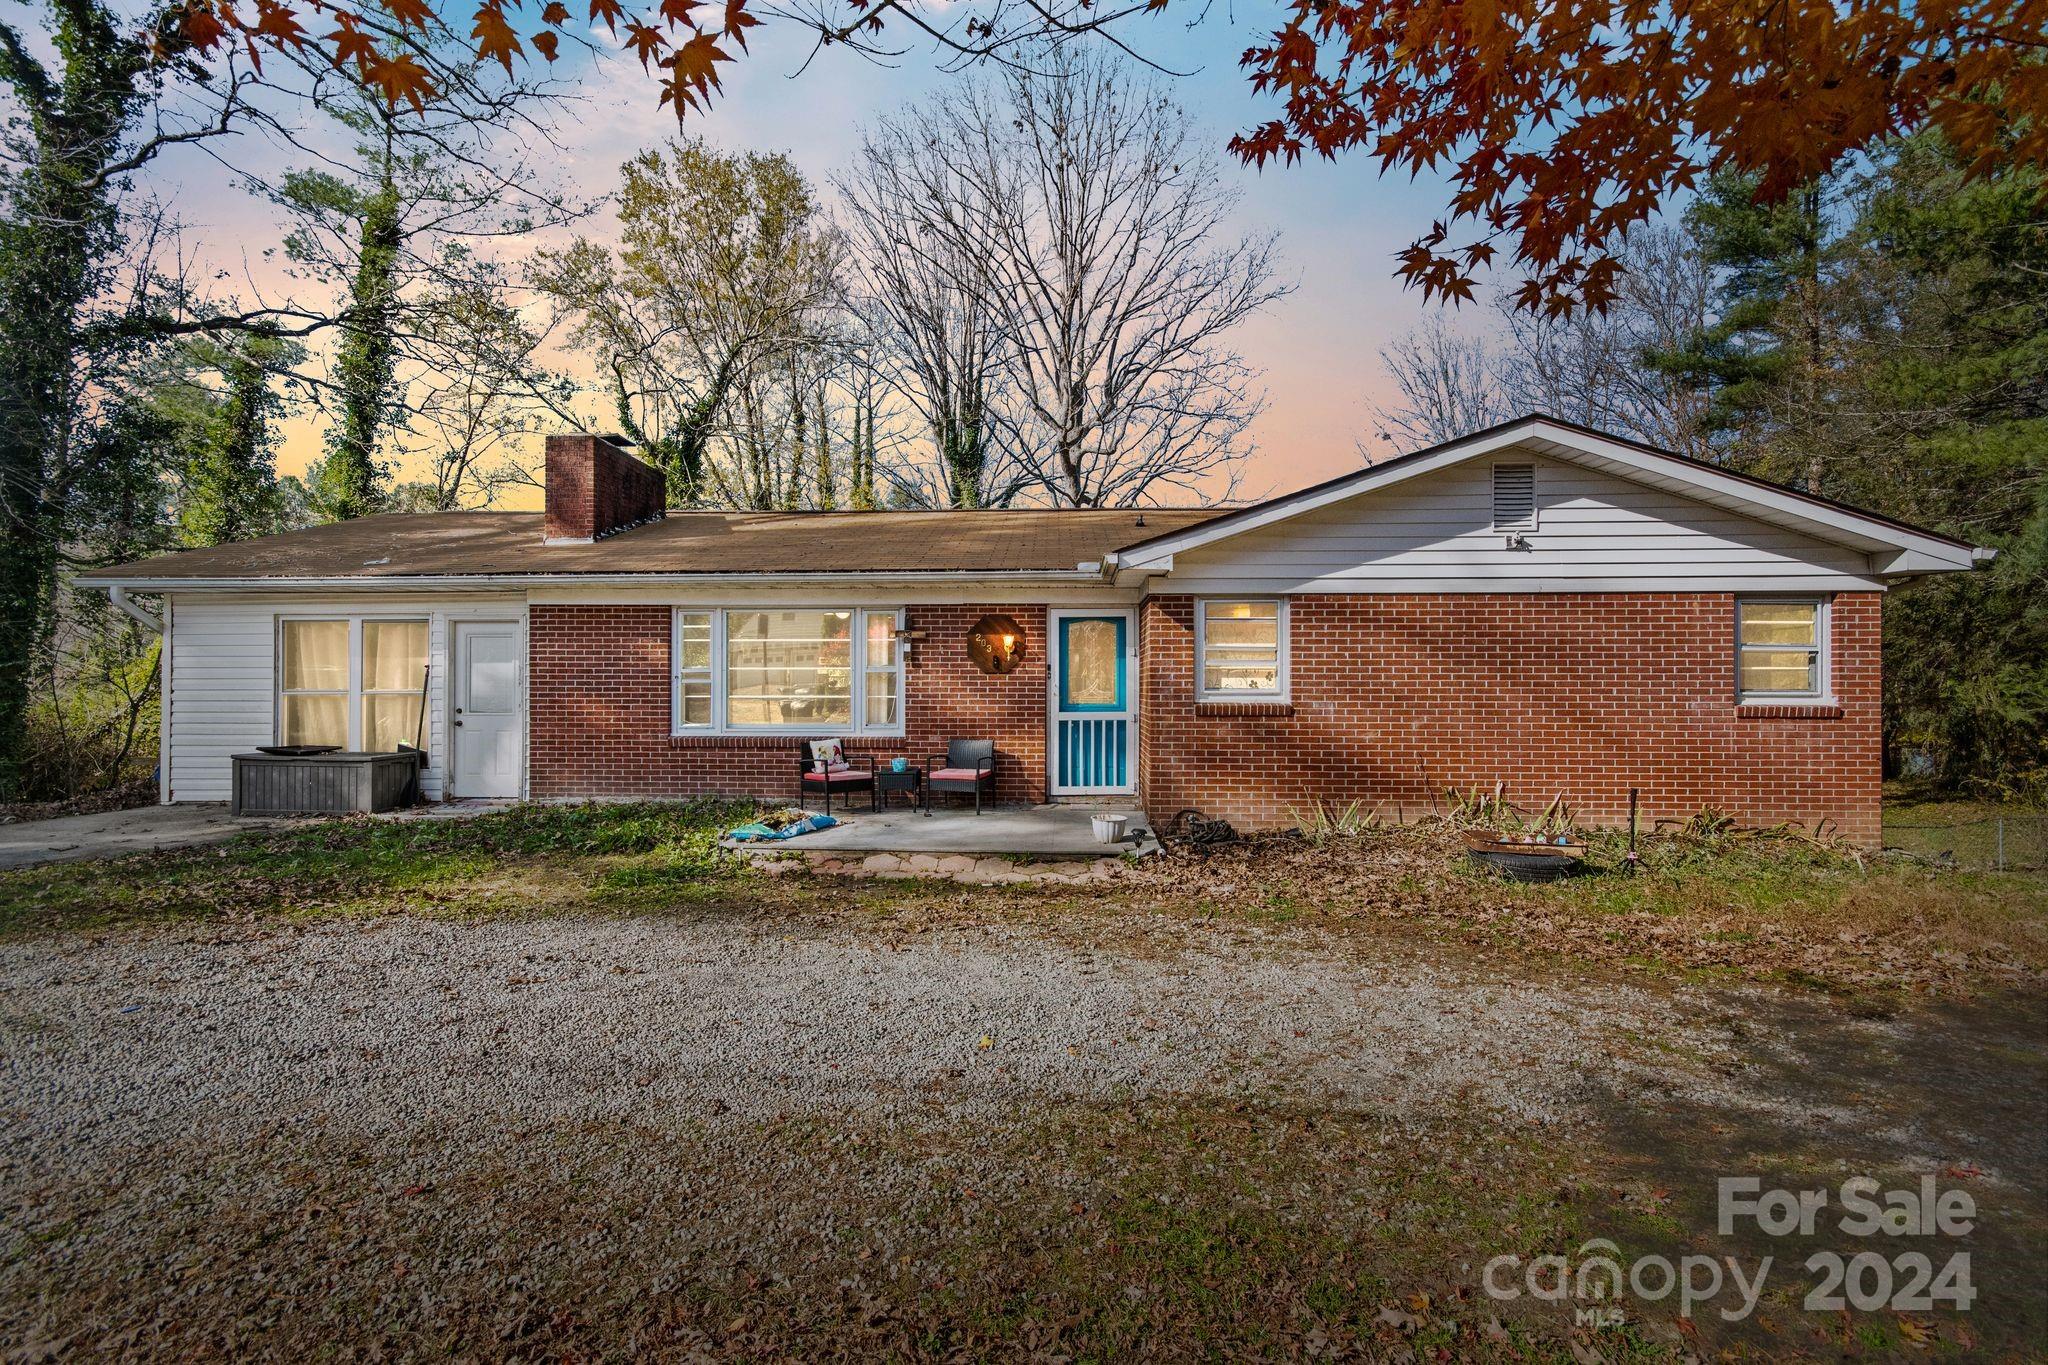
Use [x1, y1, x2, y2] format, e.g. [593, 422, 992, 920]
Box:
[1108, 822, 2042, 998]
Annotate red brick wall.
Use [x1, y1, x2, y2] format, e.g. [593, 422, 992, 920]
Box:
[528, 604, 1048, 804]
[543, 435, 665, 542]
[1139, 593, 1883, 845]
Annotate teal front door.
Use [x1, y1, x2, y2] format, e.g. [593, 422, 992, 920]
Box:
[1050, 611, 1135, 794]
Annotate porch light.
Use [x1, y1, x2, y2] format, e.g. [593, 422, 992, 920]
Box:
[967, 614, 1027, 676]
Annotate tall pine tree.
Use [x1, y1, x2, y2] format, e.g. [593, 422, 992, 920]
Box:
[1663, 136, 2047, 794]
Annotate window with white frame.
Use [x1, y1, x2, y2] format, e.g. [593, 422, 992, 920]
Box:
[278, 617, 429, 750]
[670, 607, 904, 734]
[863, 612, 900, 728]
[1736, 598, 1827, 700]
[674, 611, 714, 727]
[1196, 599, 1287, 700]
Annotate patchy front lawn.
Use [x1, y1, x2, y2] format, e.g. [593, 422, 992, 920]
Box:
[1, 800, 2043, 1359]
[4, 795, 2039, 997]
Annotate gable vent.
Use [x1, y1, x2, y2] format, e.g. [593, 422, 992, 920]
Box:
[1491, 463, 1536, 531]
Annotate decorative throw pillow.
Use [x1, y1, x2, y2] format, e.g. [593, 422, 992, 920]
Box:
[809, 738, 845, 770]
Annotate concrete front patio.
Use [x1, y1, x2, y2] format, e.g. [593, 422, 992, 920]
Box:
[726, 804, 1162, 860]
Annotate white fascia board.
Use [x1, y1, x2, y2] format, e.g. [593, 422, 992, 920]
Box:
[1106, 419, 1988, 574]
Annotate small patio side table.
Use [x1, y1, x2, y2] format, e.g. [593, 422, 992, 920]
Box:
[874, 764, 926, 813]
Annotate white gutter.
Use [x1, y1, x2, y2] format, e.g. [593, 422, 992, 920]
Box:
[104, 585, 163, 631]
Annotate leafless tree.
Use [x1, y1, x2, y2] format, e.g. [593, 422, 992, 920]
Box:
[1363, 319, 1513, 456]
[385, 253, 576, 511]
[838, 130, 1018, 507]
[853, 47, 1289, 507]
[1368, 226, 1714, 460]
[1496, 226, 1715, 460]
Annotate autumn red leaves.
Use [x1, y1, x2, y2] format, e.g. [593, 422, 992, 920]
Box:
[160, 0, 2044, 312]
[1231, 0, 2046, 309]
[167, 0, 756, 116]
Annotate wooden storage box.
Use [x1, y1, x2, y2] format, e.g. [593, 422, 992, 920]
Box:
[231, 750, 422, 816]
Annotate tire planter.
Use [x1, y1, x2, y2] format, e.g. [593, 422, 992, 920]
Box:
[1462, 833, 1586, 882]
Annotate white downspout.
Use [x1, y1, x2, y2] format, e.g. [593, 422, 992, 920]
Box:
[105, 584, 163, 632]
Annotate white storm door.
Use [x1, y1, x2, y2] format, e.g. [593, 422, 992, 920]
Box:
[451, 622, 523, 799]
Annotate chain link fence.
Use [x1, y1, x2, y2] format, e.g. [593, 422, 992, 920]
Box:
[1884, 814, 2048, 871]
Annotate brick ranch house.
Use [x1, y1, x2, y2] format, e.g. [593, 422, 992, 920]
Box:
[81, 416, 1992, 845]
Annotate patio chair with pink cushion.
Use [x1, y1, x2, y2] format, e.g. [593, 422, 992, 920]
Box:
[926, 739, 996, 814]
[796, 739, 877, 814]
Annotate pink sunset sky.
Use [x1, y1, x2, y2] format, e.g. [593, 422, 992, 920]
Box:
[155, 6, 1489, 507]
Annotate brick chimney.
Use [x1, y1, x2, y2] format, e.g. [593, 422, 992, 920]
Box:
[543, 434, 666, 544]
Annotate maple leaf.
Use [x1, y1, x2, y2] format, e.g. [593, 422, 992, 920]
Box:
[327, 19, 379, 72]
[588, 0, 626, 31]
[382, 0, 433, 29]
[471, 2, 523, 73]
[670, 29, 729, 97]
[624, 21, 668, 69]
[365, 51, 434, 109]
[181, 4, 229, 53]
[723, 0, 760, 48]
[540, 1, 569, 22]
[532, 29, 560, 60]
[1224, 0, 2048, 312]
[252, 0, 310, 50]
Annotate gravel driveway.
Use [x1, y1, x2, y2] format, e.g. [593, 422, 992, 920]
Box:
[6, 914, 1682, 1168]
[6, 913, 2039, 1357]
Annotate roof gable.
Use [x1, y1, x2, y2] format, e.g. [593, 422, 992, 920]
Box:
[1108, 416, 1990, 580]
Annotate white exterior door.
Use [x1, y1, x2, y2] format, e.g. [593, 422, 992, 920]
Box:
[1048, 609, 1138, 795]
[451, 622, 523, 799]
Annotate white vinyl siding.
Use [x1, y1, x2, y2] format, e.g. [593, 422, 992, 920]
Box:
[161, 593, 523, 803]
[1164, 456, 1883, 594]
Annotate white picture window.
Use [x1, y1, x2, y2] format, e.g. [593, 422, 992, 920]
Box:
[726, 609, 854, 728]
[670, 607, 904, 735]
[1196, 600, 1287, 700]
[278, 617, 429, 750]
[362, 620, 430, 750]
[1737, 599, 1827, 700]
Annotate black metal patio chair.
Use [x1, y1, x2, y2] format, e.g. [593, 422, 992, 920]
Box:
[796, 740, 877, 814]
[926, 739, 996, 813]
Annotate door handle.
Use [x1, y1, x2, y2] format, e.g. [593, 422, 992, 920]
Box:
[453, 719, 464, 727]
